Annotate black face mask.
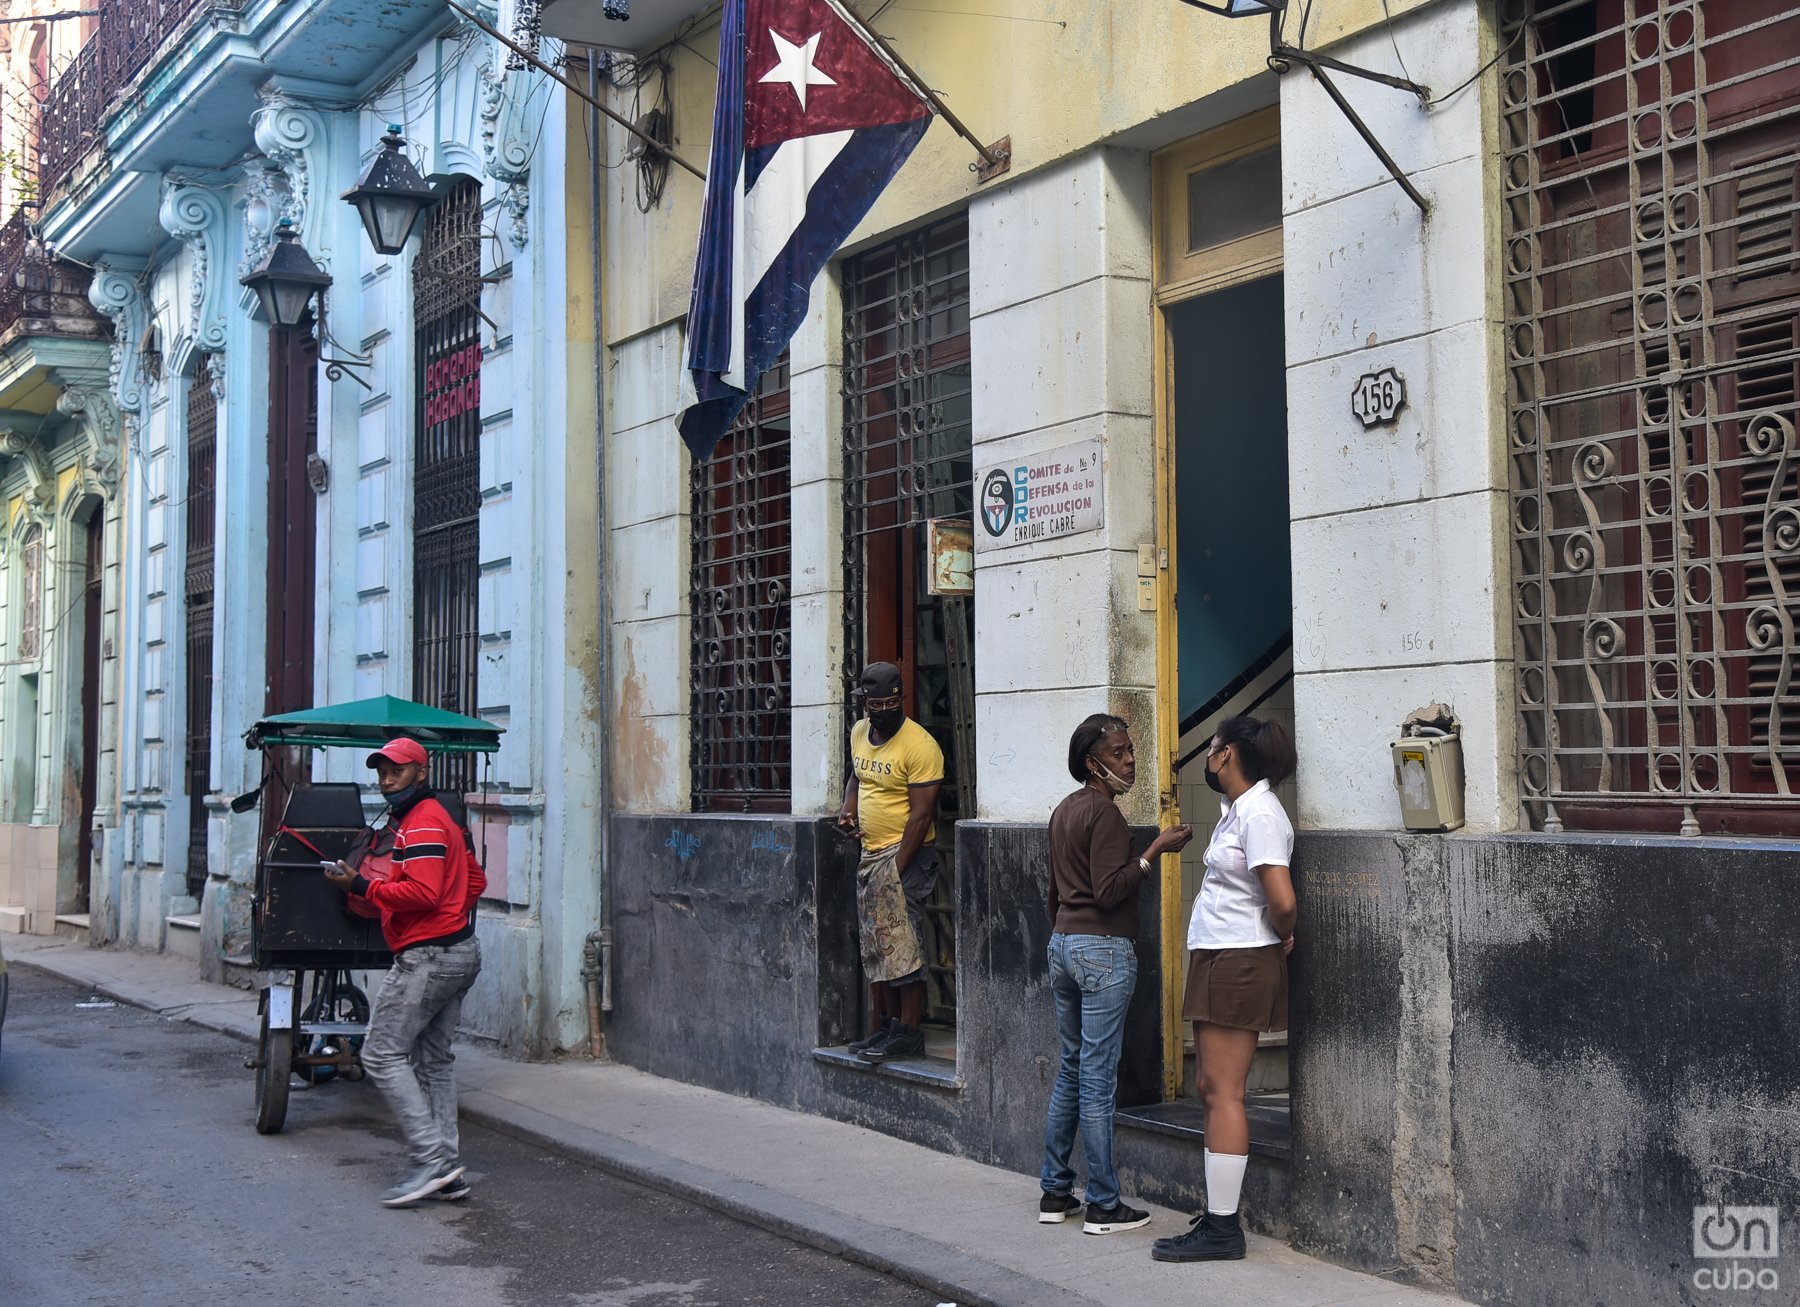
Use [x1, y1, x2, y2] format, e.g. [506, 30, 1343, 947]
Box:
[868, 708, 904, 737]
[385, 780, 429, 811]
[1203, 765, 1226, 795]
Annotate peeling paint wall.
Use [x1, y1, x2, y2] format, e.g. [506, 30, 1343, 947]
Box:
[1293, 831, 1800, 1303]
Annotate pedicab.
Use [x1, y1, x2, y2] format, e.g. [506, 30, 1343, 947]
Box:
[239, 695, 501, 1134]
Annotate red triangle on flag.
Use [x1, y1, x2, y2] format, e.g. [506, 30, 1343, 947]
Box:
[744, 0, 932, 150]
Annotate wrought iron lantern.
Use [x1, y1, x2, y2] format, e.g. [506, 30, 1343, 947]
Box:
[240, 220, 332, 328]
[341, 126, 436, 256]
[1179, 0, 1284, 14]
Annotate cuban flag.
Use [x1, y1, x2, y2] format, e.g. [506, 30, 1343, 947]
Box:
[678, 0, 934, 459]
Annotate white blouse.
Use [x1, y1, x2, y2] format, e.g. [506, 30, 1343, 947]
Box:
[1186, 778, 1295, 950]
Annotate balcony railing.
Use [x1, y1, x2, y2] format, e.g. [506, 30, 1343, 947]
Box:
[39, 0, 236, 192]
[0, 209, 111, 345]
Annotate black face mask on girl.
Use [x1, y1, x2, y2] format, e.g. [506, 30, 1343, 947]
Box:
[1204, 745, 1228, 794]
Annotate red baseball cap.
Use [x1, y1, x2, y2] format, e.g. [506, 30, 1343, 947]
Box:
[365, 737, 428, 769]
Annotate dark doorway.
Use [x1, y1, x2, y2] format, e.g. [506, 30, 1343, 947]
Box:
[184, 358, 218, 897]
[263, 316, 320, 842]
[1167, 273, 1293, 1100]
[75, 505, 102, 913]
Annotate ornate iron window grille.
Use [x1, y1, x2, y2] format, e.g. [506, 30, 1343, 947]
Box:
[412, 178, 483, 796]
[18, 524, 42, 661]
[1501, 0, 1800, 834]
[841, 213, 974, 1024]
[184, 357, 216, 896]
[690, 359, 793, 811]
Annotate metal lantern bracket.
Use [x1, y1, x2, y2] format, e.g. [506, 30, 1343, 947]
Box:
[1262, 11, 1432, 216]
[314, 290, 375, 391]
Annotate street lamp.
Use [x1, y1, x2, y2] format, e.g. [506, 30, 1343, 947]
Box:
[240, 220, 332, 329]
[341, 126, 436, 256]
[1178, 0, 1284, 13]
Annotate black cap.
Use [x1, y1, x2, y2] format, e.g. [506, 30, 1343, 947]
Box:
[856, 661, 903, 699]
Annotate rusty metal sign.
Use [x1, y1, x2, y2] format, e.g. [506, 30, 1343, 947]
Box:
[927, 519, 973, 595]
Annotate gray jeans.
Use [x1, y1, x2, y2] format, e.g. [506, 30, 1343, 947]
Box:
[362, 936, 481, 1168]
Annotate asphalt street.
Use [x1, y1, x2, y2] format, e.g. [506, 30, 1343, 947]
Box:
[0, 965, 938, 1307]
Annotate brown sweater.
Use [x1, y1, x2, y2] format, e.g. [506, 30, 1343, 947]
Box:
[1047, 785, 1148, 939]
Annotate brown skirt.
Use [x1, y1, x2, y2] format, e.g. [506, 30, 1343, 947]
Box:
[1181, 945, 1288, 1032]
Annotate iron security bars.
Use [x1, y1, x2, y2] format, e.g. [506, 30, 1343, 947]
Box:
[840, 213, 975, 823]
[412, 178, 483, 797]
[184, 357, 217, 896]
[690, 360, 792, 810]
[1501, 0, 1800, 833]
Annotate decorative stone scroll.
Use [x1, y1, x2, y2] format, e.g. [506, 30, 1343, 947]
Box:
[158, 179, 232, 357]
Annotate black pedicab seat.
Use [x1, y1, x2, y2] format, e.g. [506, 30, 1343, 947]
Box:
[252, 783, 393, 971]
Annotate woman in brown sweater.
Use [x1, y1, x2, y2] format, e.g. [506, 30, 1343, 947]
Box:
[1038, 713, 1192, 1235]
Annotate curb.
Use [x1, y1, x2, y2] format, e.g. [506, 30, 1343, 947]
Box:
[10, 952, 1093, 1307]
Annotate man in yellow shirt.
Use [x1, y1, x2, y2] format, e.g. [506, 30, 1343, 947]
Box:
[835, 661, 944, 1062]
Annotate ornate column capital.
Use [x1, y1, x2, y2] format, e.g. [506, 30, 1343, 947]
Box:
[480, 55, 543, 250]
[55, 380, 124, 498]
[158, 178, 232, 357]
[87, 261, 149, 472]
[252, 88, 335, 264]
[0, 424, 57, 516]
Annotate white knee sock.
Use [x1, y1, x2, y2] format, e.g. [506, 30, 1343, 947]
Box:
[1204, 1148, 1248, 1216]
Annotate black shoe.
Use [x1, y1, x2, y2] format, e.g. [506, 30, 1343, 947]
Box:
[1038, 1192, 1083, 1224]
[1150, 1210, 1246, 1261]
[1083, 1200, 1152, 1234]
[857, 1022, 925, 1063]
[428, 1177, 472, 1202]
[847, 1019, 893, 1054]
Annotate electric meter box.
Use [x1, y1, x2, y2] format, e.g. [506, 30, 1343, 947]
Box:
[1391, 734, 1465, 833]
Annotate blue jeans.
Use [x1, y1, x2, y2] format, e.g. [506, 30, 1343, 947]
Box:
[1040, 933, 1137, 1209]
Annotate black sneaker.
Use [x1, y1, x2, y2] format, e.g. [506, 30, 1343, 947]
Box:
[1150, 1210, 1246, 1261]
[428, 1177, 472, 1202]
[1039, 1192, 1083, 1224]
[857, 1023, 925, 1063]
[847, 1019, 893, 1054]
[1083, 1200, 1152, 1234]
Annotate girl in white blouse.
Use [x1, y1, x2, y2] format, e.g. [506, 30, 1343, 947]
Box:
[1152, 714, 1296, 1264]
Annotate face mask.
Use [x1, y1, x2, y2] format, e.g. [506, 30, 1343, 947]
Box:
[385, 779, 428, 809]
[1089, 759, 1132, 796]
[1204, 748, 1228, 794]
[868, 708, 904, 737]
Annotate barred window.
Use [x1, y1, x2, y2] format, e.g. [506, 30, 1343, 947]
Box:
[185, 358, 217, 898]
[690, 360, 792, 811]
[843, 214, 973, 1029]
[1501, 0, 1800, 834]
[412, 177, 483, 796]
[18, 523, 42, 661]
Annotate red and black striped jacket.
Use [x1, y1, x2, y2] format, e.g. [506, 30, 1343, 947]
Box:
[352, 795, 486, 952]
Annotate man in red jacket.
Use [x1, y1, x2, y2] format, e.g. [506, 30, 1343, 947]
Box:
[324, 737, 484, 1207]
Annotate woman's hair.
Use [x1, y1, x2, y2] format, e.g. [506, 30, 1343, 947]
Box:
[1214, 715, 1297, 786]
[1067, 713, 1130, 783]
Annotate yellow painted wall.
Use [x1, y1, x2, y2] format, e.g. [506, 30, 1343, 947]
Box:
[598, 0, 1439, 343]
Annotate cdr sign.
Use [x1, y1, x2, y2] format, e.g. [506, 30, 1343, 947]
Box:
[975, 439, 1104, 550]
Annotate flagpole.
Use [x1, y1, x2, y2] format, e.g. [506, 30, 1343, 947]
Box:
[822, 0, 1009, 178]
[446, 0, 708, 181]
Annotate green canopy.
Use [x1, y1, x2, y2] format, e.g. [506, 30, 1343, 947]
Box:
[245, 695, 503, 753]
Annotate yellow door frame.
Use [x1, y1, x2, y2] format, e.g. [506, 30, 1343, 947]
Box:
[1150, 107, 1283, 1099]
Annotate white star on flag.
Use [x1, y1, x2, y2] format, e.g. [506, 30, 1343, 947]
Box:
[758, 29, 837, 111]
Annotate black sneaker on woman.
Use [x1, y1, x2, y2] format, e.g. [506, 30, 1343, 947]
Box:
[1038, 1192, 1083, 1224]
[1151, 1210, 1246, 1261]
[1082, 1200, 1152, 1234]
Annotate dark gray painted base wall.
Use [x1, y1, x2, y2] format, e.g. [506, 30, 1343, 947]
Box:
[605, 815, 1296, 1224]
[607, 816, 1796, 1304]
[1292, 831, 1800, 1305]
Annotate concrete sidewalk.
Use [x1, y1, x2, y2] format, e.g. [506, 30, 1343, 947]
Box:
[5, 934, 1468, 1307]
